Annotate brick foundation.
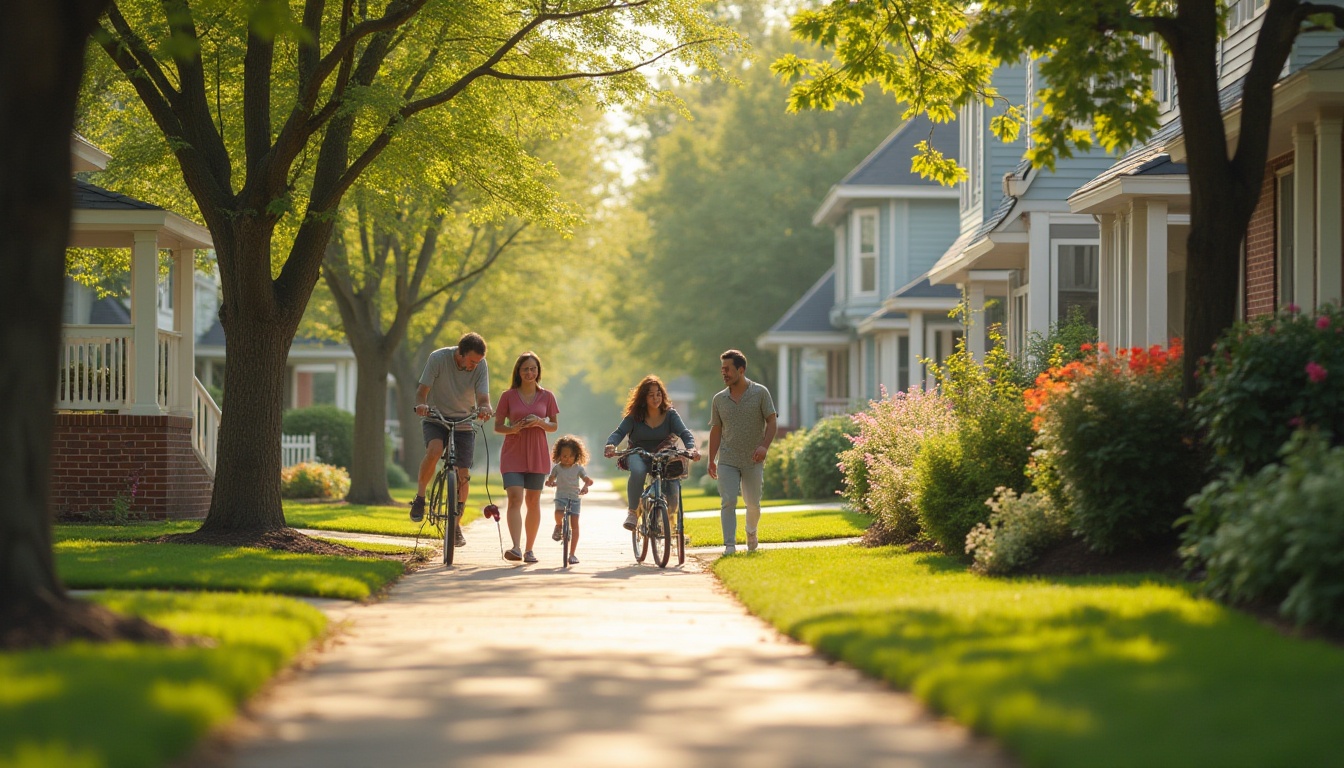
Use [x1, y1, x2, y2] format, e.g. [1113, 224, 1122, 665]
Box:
[50, 413, 213, 520]
[1244, 153, 1292, 319]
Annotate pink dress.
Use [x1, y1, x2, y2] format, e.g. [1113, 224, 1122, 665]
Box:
[497, 388, 559, 475]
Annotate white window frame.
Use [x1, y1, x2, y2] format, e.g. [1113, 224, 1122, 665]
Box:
[1051, 238, 1100, 323]
[851, 207, 880, 298]
[1276, 165, 1295, 310]
[959, 102, 984, 212]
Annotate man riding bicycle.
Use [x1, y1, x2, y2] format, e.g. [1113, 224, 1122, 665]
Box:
[411, 332, 494, 547]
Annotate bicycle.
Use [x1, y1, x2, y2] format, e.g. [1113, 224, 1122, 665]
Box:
[423, 406, 481, 566]
[557, 497, 578, 569]
[610, 446, 694, 568]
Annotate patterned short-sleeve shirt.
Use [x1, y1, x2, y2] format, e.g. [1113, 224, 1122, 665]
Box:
[709, 381, 776, 469]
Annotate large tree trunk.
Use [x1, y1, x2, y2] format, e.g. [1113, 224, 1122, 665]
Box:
[346, 334, 395, 505]
[393, 348, 427, 479]
[0, 0, 174, 648]
[1182, 182, 1251, 398]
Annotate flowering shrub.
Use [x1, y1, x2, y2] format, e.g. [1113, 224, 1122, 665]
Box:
[1182, 430, 1344, 629]
[1026, 340, 1201, 553]
[280, 462, 351, 499]
[762, 428, 807, 498]
[966, 488, 1069, 575]
[838, 387, 957, 542]
[793, 415, 859, 499]
[914, 336, 1034, 554]
[1194, 304, 1344, 473]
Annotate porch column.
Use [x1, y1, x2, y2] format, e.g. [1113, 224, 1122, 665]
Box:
[172, 248, 195, 414]
[1294, 124, 1317, 308]
[1027, 211, 1052, 338]
[1317, 114, 1342, 307]
[776, 344, 791, 428]
[924, 322, 937, 389]
[1097, 214, 1115, 345]
[1128, 203, 1150, 345]
[128, 231, 160, 415]
[335, 361, 349, 412]
[908, 311, 925, 390]
[1145, 200, 1169, 345]
[967, 282, 987, 363]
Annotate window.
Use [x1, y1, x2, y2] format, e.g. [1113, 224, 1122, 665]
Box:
[959, 102, 984, 211]
[1278, 169, 1294, 309]
[1055, 242, 1100, 325]
[1230, 0, 1267, 31]
[852, 209, 879, 295]
[897, 335, 910, 393]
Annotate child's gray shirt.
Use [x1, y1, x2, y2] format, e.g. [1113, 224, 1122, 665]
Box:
[549, 463, 588, 500]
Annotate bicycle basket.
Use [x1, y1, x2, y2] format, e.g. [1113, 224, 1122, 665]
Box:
[661, 455, 690, 481]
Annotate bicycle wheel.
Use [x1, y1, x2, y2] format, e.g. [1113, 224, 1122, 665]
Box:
[562, 514, 572, 569]
[676, 501, 685, 566]
[650, 498, 671, 568]
[426, 466, 449, 539]
[632, 500, 649, 563]
[442, 471, 459, 566]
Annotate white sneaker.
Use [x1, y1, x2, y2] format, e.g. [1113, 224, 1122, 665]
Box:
[747, 532, 759, 552]
[724, 544, 736, 556]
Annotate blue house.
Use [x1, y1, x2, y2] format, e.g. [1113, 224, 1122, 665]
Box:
[927, 61, 1117, 361]
[759, 117, 962, 428]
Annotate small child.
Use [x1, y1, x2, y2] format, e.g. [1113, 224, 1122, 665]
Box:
[546, 435, 594, 564]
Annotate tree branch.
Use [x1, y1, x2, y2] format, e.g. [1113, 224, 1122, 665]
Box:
[480, 39, 715, 83]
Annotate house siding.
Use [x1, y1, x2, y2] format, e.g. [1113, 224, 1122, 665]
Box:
[907, 199, 961, 281]
[1244, 154, 1291, 319]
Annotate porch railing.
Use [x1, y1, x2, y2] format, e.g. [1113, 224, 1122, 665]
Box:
[57, 325, 131, 409]
[156, 329, 180, 409]
[281, 434, 318, 467]
[192, 377, 220, 474]
[816, 398, 858, 420]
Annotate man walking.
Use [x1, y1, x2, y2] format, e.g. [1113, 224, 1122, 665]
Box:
[708, 349, 777, 555]
[411, 331, 494, 547]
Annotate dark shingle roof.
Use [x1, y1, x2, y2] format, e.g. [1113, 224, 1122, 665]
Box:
[839, 116, 960, 187]
[73, 180, 163, 211]
[767, 269, 840, 334]
[892, 274, 961, 299]
[88, 296, 130, 324]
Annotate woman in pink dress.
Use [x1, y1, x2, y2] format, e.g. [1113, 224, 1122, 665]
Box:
[494, 351, 559, 563]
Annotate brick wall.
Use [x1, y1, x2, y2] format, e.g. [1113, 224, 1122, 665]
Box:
[1244, 153, 1292, 319]
[50, 414, 212, 520]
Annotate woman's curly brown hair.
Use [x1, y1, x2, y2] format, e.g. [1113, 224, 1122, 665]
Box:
[551, 434, 589, 465]
[623, 375, 672, 422]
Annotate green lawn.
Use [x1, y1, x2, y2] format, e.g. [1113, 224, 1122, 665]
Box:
[676, 485, 813, 512]
[56, 540, 403, 600]
[0, 591, 325, 768]
[715, 546, 1344, 767]
[684, 509, 867, 546]
[284, 482, 503, 537]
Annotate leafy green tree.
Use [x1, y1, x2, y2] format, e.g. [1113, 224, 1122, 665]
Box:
[626, 24, 903, 401]
[0, 0, 177, 647]
[774, 0, 1344, 396]
[86, 1, 737, 540]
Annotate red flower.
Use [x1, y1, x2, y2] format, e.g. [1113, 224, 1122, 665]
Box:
[1306, 361, 1328, 384]
[1317, 316, 1331, 330]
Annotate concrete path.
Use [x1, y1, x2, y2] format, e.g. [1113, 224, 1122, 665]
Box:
[228, 487, 1007, 768]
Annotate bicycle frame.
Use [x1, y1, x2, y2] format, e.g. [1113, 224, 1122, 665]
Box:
[423, 407, 480, 565]
[613, 446, 693, 568]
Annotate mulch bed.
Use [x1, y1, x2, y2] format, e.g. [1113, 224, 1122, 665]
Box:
[1026, 537, 1186, 578]
[154, 527, 375, 558]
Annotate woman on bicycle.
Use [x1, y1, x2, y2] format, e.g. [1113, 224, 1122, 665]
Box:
[495, 351, 559, 563]
[602, 375, 700, 531]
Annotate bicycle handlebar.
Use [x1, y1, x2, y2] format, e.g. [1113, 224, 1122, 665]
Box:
[423, 406, 482, 428]
[608, 446, 697, 461]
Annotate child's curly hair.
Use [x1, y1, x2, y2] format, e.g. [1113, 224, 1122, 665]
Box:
[551, 434, 589, 465]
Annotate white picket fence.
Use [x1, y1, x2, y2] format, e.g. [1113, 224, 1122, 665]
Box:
[281, 433, 318, 467]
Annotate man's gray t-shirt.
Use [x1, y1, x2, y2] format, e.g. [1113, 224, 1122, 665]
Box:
[709, 381, 776, 469]
[419, 346, 489, 431]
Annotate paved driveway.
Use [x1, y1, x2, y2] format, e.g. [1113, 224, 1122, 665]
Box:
[229, 487, 1007, 768]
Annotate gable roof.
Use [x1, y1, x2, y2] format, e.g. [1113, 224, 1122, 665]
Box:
[765, 268, 839, 334]
[891, 274, 961, 300]
[839, 116, 959, 187]
[73, 180, 163, 211]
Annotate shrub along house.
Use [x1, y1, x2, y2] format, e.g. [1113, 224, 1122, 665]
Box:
[759, 116, 962, 429]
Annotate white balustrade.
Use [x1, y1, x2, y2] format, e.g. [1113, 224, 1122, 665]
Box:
[156, 329, 180, 409]
[57, 326, 131, 410]
[192, 377, 220, 473]
[815, 398, 856, 420]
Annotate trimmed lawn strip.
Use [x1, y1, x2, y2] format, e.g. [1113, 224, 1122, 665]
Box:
[284, 482, 504, 537]
[714, 546, 1344, 767]
[684, 509, 867, 546]
[56, 541, 403, 600]
[0, 590, 324, 768]
[54, 521, 200, 543]
[676, 485, 809, 512]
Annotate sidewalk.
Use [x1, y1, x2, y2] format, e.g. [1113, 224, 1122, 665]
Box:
[228, 487, 1007, 768]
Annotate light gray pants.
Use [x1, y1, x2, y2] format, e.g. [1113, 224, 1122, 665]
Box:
[718, 462, 763, 546]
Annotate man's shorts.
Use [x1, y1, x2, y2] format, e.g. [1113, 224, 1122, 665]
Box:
[422, 421, 475, 469]
[502, 472, 545, 491]
[555, 497, 582, 516]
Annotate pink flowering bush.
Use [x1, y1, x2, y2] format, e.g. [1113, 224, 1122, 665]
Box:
[1194, 304, 1344, 473]
[838, 387, 957, 542]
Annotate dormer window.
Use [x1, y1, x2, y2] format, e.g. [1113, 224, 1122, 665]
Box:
[852, 208, 879, 296]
